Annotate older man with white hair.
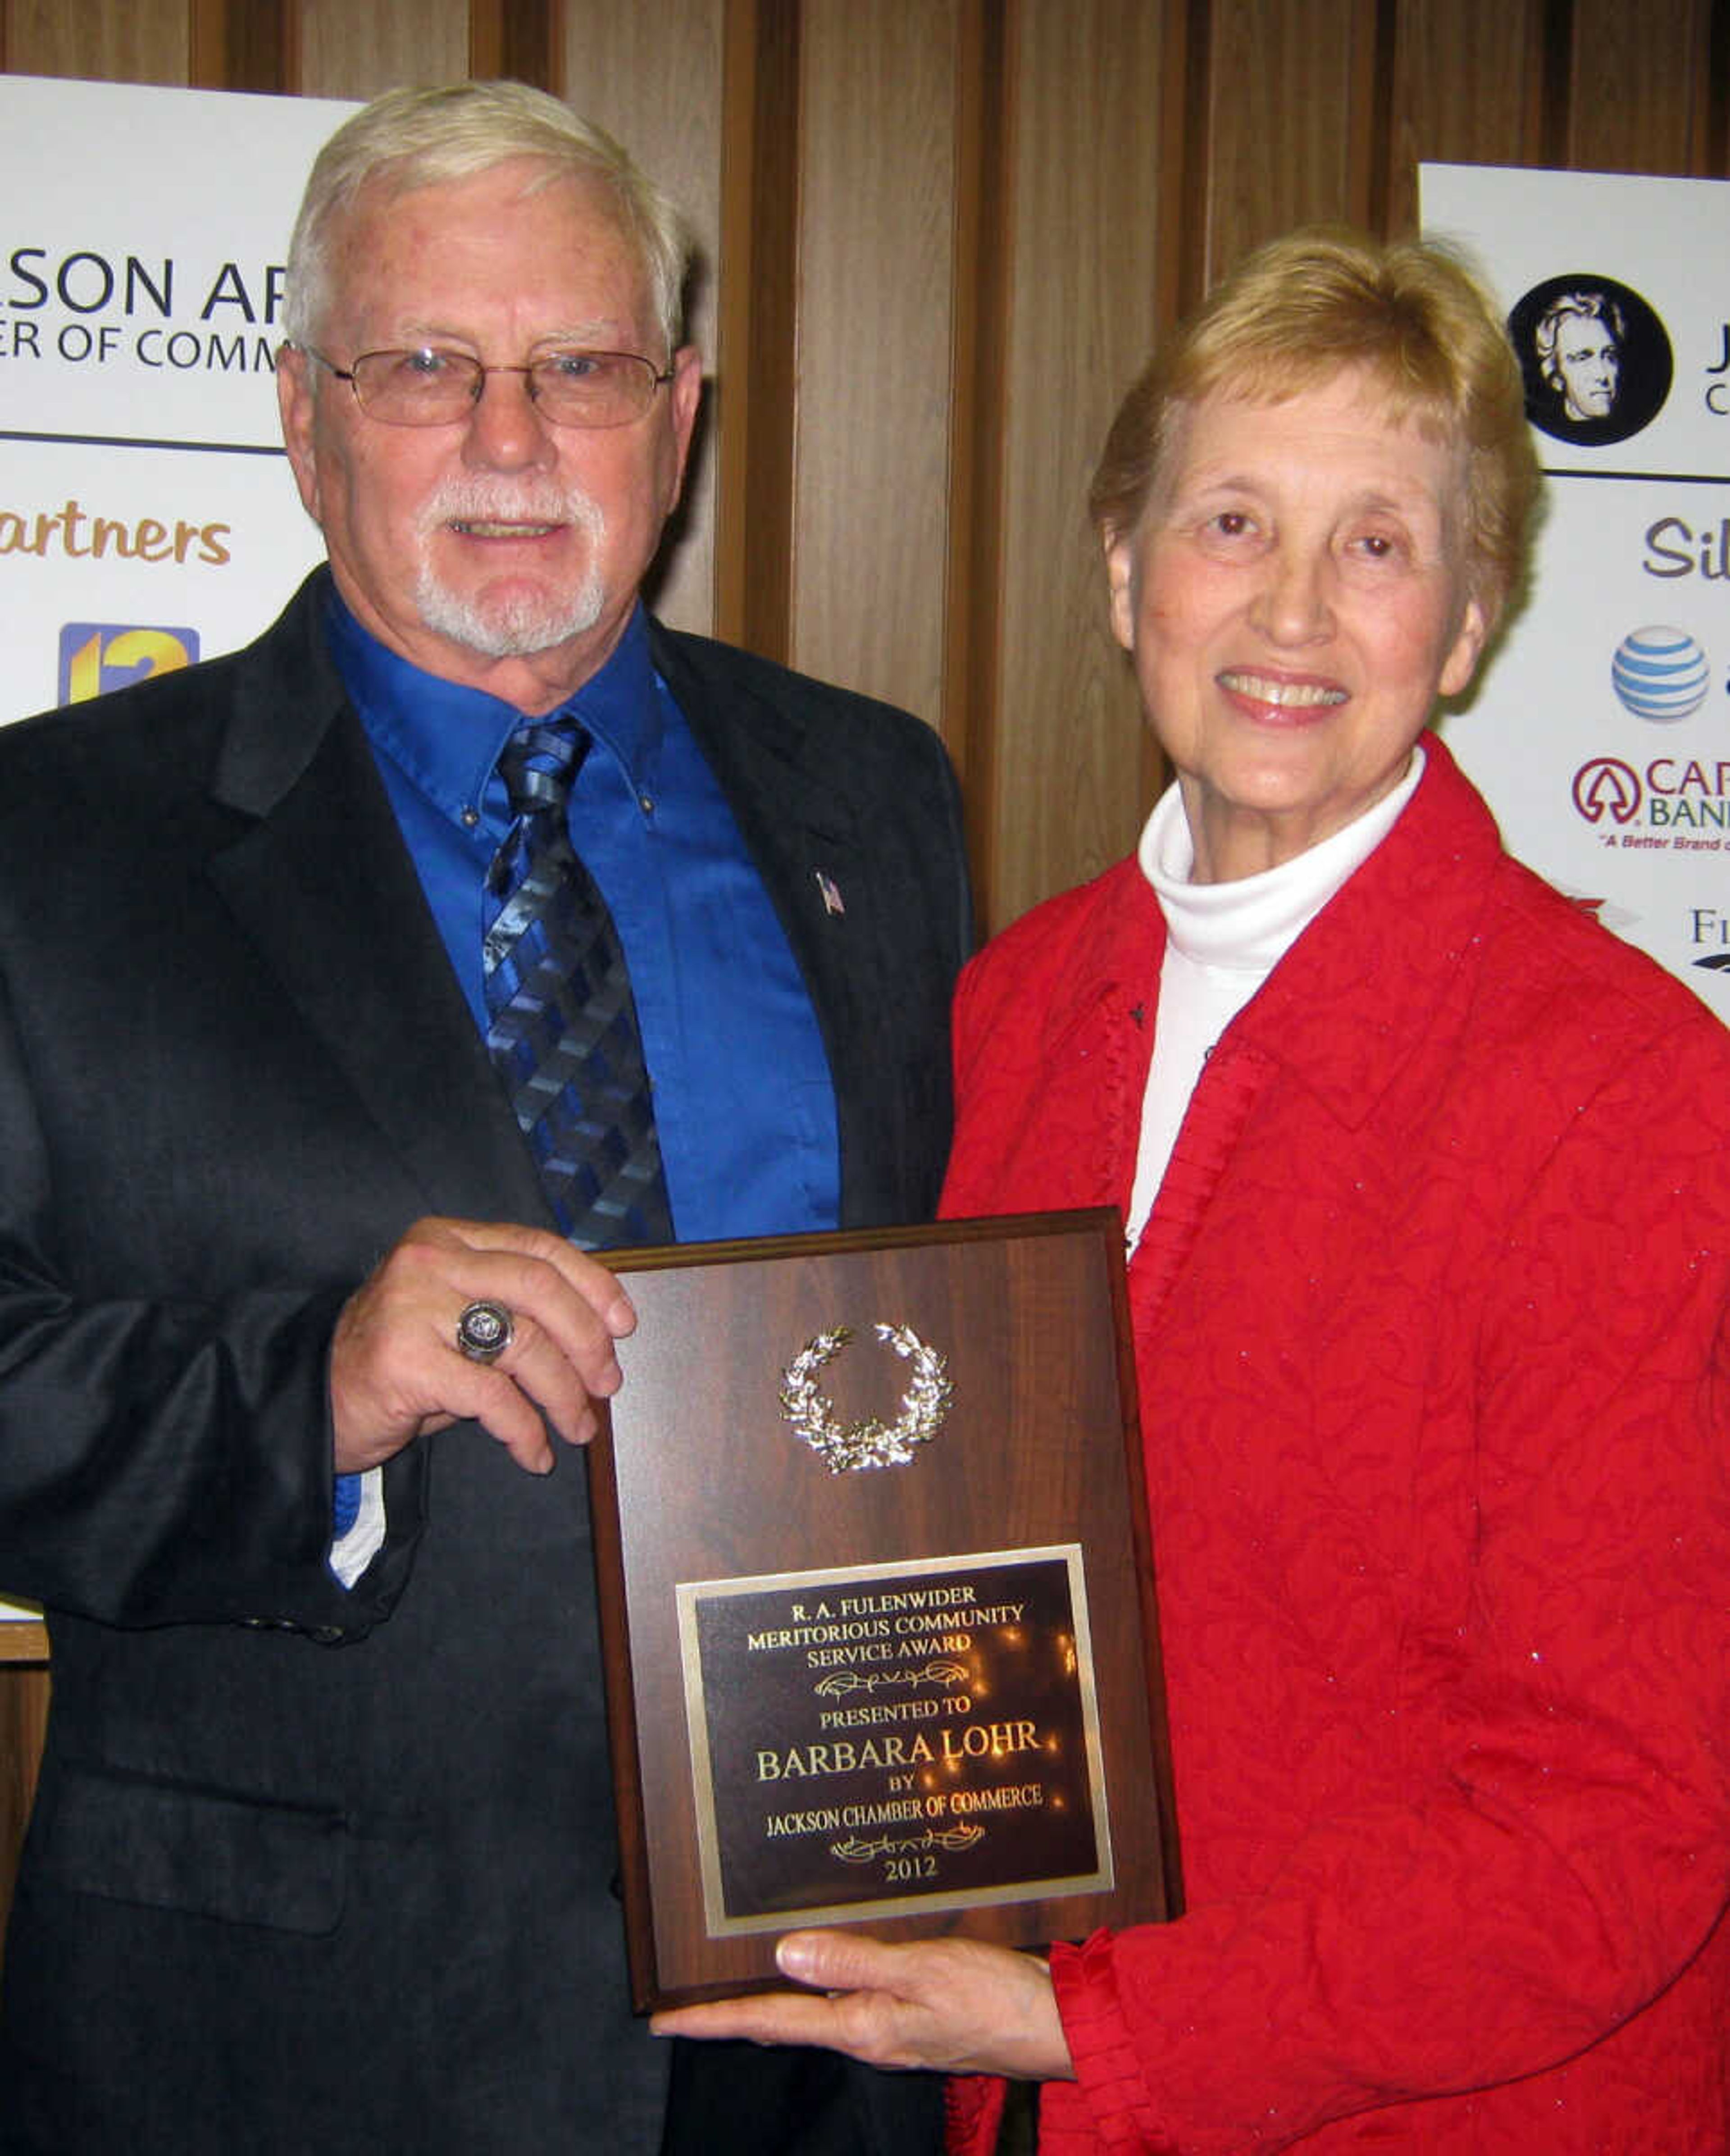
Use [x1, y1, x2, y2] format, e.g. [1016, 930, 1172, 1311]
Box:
[0, 81, 965, 2156]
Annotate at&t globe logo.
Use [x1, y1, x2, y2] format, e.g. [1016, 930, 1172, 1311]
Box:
[1610, 625, 1711, 722]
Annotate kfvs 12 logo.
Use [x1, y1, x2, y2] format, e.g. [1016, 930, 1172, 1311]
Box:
[57, 623, 198, 705]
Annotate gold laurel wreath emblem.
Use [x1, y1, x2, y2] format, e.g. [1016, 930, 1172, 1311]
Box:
[778, 1322, 952, 1472]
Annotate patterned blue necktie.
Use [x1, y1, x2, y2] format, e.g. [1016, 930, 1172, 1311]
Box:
[483, 719, 673, 1249]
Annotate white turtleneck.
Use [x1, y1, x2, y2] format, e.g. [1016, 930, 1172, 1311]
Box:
[1124, 748, 1425, 1250]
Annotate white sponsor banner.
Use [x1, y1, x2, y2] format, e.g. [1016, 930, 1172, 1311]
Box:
[0, 76, 356, 1619]
[0, 75, 355, 718]
[1420, 164, 1730, 1018]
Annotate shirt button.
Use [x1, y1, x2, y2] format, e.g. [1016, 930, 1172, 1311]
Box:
[638, 793, 654, 817]
[461, 806, 480, 829]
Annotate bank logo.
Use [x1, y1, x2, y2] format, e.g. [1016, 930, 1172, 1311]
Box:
[1572, 758, 1642, 824]
[58, 622, 198, 705]
[1611, 625, 1711, 722]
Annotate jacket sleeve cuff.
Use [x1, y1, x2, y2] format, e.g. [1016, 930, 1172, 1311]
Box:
[944, 2073, 1006, 2152]
[1053, 1929, 1179, 2151]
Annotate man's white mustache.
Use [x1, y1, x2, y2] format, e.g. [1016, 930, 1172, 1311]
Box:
[419, 484, 606, 533]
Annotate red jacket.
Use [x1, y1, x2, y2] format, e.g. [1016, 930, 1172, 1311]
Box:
[940, 737, 1730, 2153]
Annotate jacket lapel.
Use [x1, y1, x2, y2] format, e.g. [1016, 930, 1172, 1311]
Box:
[1230, 733, 1504, 1130]
[202, 573, 550, 1230]
[649, 621, 865, 977]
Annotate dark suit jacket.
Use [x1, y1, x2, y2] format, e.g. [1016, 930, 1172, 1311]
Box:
[0, 571, 969, 2155]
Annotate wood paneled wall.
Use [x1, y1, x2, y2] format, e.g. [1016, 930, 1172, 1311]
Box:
[5, 0, 1725, 916]
[2, 0, 1727, 1946]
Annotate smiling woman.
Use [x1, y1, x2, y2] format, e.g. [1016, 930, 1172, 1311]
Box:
[656, 228, 1730, 2156]
[1087, 230, 1536, 897]
[1103, 369, 1487, 880]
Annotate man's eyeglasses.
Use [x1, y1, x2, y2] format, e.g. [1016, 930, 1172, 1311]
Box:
[297, 344, 675, 429]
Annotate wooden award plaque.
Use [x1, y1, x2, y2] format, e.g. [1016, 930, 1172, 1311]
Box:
[589, 1210, 1179, 2010]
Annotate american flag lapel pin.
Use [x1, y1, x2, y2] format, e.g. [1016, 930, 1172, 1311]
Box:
[814, 869, 845, 917]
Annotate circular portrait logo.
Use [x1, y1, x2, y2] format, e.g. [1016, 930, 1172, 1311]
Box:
[1507, 273, 1672, 447]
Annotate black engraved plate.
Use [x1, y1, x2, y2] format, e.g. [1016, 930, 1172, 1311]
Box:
[681, 1549, 1110, 1932]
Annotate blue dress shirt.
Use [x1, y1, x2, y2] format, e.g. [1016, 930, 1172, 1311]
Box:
[326, 592, 841, 1241]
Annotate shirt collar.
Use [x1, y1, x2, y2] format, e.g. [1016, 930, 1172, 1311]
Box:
[1138, 746, 1425, 972]
[324, 585, 665, 830]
